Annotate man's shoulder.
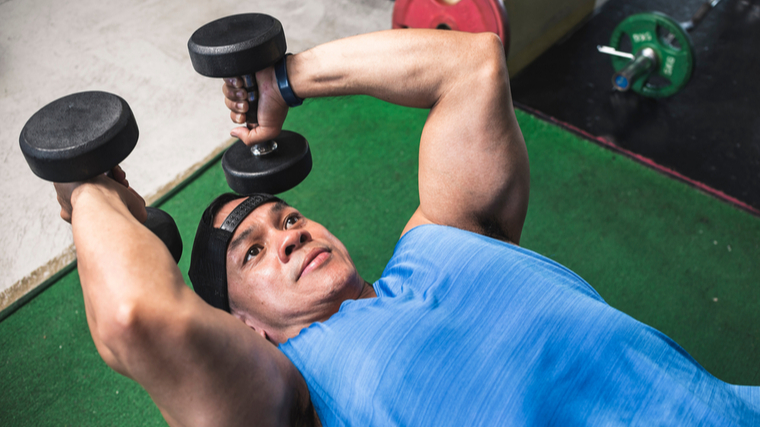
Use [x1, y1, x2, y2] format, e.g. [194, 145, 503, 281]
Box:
[394, 223, 513, 257]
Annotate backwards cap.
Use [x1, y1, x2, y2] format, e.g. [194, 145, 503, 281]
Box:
[188, 193, 281, 311]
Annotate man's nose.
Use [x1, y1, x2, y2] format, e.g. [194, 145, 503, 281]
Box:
[278, 229, 311, 262]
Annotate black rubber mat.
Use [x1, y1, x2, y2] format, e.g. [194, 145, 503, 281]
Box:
[510, 0, 760, 212]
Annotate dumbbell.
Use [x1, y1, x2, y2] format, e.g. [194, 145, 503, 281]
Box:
[187, 13, 312, 195]
[19, 91, 183, 263]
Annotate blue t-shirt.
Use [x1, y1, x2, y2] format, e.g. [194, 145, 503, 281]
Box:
[279, 225, 760, 426]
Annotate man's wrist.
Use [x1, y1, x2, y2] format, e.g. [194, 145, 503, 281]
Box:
[275, 54, 303, 107]
[69, 179, 113, 208]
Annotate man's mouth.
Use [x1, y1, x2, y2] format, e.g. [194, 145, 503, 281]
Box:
[299, 247, 331, 279]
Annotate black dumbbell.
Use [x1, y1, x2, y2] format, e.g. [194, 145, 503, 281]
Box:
[19, 91, 183, 263]
[187, 13, 312, 195]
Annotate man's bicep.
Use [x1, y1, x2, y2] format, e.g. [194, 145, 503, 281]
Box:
[136, 291, 309, 427]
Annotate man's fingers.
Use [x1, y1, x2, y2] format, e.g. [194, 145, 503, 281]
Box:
[224, 82, 249, 126]
[126, 186, 146, 206]
[128, 194, 148, 224]
[57, 193, 72, 223]
[222, 81, 247, 102]
[111, 165, 125, 180]
[110, 166, 129, 188]
[224, 77, 243, 89]
[60, 208, 71, 223]
[225, 97, 248, 114]
[229, 110, 247, 125]
[54, 182, 77, 224]
[230, 126, 252, 142]
[231, 125, 280, 146]
[249, 126, 281, 143]
[223, 72, 285, 143]
[53, 177, 146, 225]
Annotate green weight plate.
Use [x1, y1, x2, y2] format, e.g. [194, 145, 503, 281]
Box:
[610, 12, 695, 98]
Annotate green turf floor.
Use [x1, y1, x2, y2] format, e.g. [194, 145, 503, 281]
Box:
[2, 95, 759, 425]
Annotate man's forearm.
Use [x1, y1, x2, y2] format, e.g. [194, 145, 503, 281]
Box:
[288, 29, 490, 109]
[70, 182, 186, 372]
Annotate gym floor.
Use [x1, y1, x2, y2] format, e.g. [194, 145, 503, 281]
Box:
[511, 0, 760, 212]
[2, 95, 759, 425]
[2, 0, 760, 425]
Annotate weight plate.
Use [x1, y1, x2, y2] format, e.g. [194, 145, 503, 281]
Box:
[609, 12, 695, 98]
[188, 13, 287, 77]
[222, 131, 312, 195]
[19, 91, 138, 182]
[392, 0, 511, 57]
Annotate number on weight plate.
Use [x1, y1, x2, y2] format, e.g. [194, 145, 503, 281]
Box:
[632, 32, 653, 43]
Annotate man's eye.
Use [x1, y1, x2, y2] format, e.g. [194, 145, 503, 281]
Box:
[245, 246, 261, 263]
[284, 214, 300, 229]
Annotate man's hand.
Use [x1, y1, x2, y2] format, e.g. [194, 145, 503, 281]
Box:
[54, 166, 147, 224]
[223, 66, 289, 145]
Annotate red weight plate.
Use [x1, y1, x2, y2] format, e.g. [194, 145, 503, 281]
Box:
[392, 0, 510, 56]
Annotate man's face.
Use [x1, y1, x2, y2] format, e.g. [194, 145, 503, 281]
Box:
[214, 199, 363, 344]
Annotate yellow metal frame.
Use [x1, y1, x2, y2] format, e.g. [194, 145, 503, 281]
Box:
[505, 0, 596, 76]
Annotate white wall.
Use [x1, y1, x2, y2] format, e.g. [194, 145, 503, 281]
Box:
[0, 0, 394, 311]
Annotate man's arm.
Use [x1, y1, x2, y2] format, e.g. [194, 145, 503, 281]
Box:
[227, 29, 529, 243]
[60, 29, 525, 427]
[59, 177, 309, 427]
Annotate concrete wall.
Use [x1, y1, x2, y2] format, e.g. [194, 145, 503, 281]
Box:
[0, 0, 395, 311]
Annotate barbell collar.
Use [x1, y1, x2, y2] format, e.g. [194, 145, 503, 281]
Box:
[612, 48, 657, 92]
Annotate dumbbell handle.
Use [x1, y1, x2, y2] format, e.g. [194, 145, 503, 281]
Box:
[240, 74, 279, 156]
[242, 74, 259, 127]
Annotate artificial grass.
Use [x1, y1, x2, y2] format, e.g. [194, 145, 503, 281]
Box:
[1, 95, 758, 426]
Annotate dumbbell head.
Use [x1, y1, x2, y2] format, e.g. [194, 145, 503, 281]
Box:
[188, 13, 287, 77]
[223, 131, 311, 195]
[19, 91, 183, 263]
[145, 207, 183, 263]
[19, 91, 138, 182]
[188, 13, 312, 196]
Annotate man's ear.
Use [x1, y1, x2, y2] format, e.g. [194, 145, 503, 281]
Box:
[231, 311, 268, 340]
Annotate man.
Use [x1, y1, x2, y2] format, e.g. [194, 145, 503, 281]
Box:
[55, 29, 759, 427]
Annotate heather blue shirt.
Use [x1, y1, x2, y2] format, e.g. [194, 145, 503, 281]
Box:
[279, 225, 760, 426]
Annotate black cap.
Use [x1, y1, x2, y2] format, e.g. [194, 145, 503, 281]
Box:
[189, 193, 281, 311]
